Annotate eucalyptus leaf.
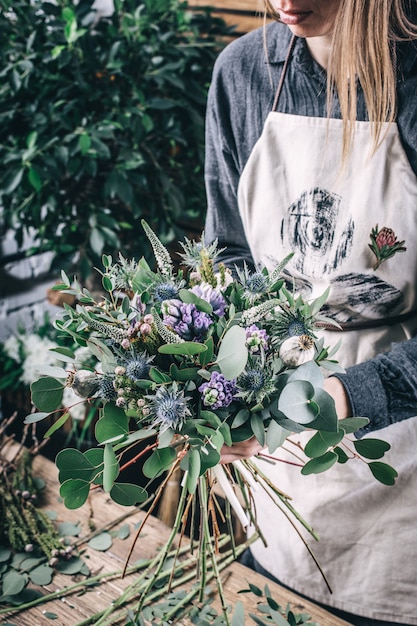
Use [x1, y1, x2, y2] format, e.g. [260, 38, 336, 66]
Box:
[56, 448, 100, 483]
[158, 342, 207, 356]
[30, 377, 64, 412]
[368, 462, 398, 485]
[29, 565, 54, 586]
[179, 288, 213, 313]
[251, 413, 265, 447]
[278, 381, 317, 424]
[1, 571, 28, 596]
[266, 420, 290, 454]
[216, 325, 248, 379]
[301, 451, 338, 475]
[110, 483, 148, 506]
[185, 447, 201, 494]
[55, 557, 85, 575]
[339, 417, 370, 434]
[142, 447, 176, 479]
[88, 532, 113, 551]
[103, 443, 119, 492]
[353, 438, 391, 460]
[117, 524, 131, 540]
[59, 479, 90, 509]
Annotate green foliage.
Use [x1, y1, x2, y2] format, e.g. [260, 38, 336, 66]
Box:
[0, 0, 230, 278]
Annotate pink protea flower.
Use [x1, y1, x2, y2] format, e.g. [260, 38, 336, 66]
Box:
[369, 225, 406, 270]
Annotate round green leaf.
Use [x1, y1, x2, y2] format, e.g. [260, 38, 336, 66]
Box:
[117, 524, 131, 540]
[95, 404, 129, 443]
[29, 564, 54, 586]
[0, 547, 12, 563]
[55, 557, 85, 575]
[301, 451, 338, 475]
[111, 483, 148, 506]
[56, 448, 99, 483]
[353, 438, 391, 460]
[31, 377, 64, 412]
[278, 380, 317, 424]
[88, 532, 113, 551]
[1, 571, 27, 596]
[304, 432, 330, 459]
[57, 521, 81, 537]
[216, 325, 248, 379]
[142, 447, 176, 479]
[59, 479, 90, 509]
[368, 462, 398, 485]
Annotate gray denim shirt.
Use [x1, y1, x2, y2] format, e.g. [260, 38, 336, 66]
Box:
[204, 22, 417, 434]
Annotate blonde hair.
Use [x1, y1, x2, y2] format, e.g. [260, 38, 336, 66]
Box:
[264, 0, 417, 159]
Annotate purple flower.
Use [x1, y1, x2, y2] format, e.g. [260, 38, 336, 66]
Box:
[245, 324, 269, 353]
[162, 299, 212, 341]
[190, 283, 226, 316]
[199, 371, 237, 409]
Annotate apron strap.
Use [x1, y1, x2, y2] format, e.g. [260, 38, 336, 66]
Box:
[316, 308, 417, 332]
[272, 33, 297, 112]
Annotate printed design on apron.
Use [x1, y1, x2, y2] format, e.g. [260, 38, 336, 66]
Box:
[279, 185, 405, 323]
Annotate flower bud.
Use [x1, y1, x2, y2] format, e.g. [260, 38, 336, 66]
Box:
[279, 335, 315, 367]
[71, 370, 100, 398]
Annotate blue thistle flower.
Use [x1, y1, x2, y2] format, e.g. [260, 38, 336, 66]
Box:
[236, 361, 277, 404]
[287, 319, 308, 337]
[153, 282, 179, 303]
[199, 371, 236, 409]
[146, 385, 191, 432]
[124, 352, 154, 381]
[99, 376, 117, 402]
[239, 368, 266, 391]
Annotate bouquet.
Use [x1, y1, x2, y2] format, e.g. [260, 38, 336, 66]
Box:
[26, 221, 396, 624]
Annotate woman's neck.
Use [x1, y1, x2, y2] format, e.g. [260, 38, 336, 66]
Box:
[306, 35, 333, 70]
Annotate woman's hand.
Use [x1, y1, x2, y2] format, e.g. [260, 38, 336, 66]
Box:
[220, 378, 351, 464]
[323, 376, 352, 419]
[220, 438, 263, 464]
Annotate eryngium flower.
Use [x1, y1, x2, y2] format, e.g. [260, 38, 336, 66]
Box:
[237, 363, 277, 404]
[152, 281, 179, 303]
[191, 283, 226, 316]
[199, 371, 236, 409]
[123, 352, 154, 381]
[236, 264, 269, 303]
[99, 375, 117, 402]
[146, 384, 191, 432]
[162, 299, 212, 341]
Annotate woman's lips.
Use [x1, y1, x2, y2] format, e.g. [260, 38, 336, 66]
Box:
[278, 10, 313, 25]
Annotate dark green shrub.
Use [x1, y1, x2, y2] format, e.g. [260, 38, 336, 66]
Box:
[0, 0, 229, 278]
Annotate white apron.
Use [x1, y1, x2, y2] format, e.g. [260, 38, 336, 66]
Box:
[237, 98, 417, 620]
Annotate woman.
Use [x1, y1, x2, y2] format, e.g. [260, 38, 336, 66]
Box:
[204, 1, 417, 625]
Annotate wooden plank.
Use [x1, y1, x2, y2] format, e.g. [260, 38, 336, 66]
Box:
[0, 445, 353, 626]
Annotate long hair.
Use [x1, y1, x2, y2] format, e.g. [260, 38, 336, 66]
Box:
[264, 0, 417, 159]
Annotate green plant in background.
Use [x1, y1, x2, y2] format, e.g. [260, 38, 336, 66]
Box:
[0, 0, 230, 279]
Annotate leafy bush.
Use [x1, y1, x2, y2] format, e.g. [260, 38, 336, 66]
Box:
[0, 0, 229, 278]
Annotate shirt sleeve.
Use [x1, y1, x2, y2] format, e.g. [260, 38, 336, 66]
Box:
[334, 335, 417, 436]
[204, 53, 255, 270]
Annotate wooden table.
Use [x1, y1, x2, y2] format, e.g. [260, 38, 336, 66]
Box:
[0, 445, 352, 626]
